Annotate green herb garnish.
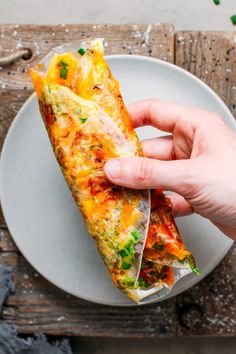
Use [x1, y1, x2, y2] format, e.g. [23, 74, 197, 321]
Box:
[121, 262, 132, 270]
[124, 276, 134, 287]
[192, 267, 201, 275]
[118, 238, 135, 271]
[138, 277, 149, 289]
[131, 230, 141, 242]
[119, 240, 133, 256]
[80, 117, 88, 123]
[78, 47, 86, 56]
[213, 0, 220, 5]
[179, 259, 186, 265]
[119, 249, 130, 258]
[58, 60, 68, 79]
[231, 15, 236, 25]
[60, 67, 67, 79]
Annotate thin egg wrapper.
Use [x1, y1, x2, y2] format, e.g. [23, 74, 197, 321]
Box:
[30, 39, 198, 303]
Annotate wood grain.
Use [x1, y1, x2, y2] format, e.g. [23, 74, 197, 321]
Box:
[0, 25, 236, 337]
[0, 223, 17, 252]
[0, 24, 174, 149]
[1, 246, 235, 337]
[175, 31, 236, 116]
[174, 31, 236, 336]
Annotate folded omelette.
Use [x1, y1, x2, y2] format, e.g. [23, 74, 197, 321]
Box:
[30, 39, 199, 303]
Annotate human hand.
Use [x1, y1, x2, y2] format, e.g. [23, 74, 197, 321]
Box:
[104, 99, 236, 240]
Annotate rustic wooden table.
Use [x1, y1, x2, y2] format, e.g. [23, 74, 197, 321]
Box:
[0, 24, 235, 337]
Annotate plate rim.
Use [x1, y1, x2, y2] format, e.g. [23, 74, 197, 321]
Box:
[0, 54, 234, 306]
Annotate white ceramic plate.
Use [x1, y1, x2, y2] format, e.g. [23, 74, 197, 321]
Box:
[0, 55, 235, 306]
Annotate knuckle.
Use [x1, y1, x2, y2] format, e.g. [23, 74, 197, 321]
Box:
[142, 99, 154, 126]
[178, 162, 200, 197]
[137, 158, 154, 187]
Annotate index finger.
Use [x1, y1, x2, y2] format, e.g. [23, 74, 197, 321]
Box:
[127, 99, 206, 132]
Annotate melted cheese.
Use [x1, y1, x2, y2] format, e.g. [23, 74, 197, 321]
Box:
[30, 40, 196, 303]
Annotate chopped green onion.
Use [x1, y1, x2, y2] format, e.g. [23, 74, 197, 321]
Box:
[192, 267, 201, 275]
[179, 258, 187, 265]
[60, 66, 67, 79]
[121, 262, 132, 270]
[131, 230, 141, 242]
[118, 239, 134, 259]
[138, 278, 149, 289]
[126, 239, 134, 252]
[58, 60, 68, 79]
[231, 15, 236, 25]
[119, 249, 129, 257]
[80, 117, 88, 123]
[143, 282, 150, 289]
[59, 60, 68, 67]
[137, 279, 144, 288]
[213, 0, 220, 5]
[78, 47, 86, 56]
[124, 276, 134, 287]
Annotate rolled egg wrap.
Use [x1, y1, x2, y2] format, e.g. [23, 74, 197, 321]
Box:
[30, 39, 197, 303]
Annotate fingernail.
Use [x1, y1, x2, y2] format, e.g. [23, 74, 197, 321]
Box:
[104, 159, 121, 179]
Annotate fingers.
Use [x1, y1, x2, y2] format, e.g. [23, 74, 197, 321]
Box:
[142, 136, 174, 160]
[127, 99, 197, 132]
[169, 193, 193, 217]
[127, 99, 223, 133]
[104, 157, 194, 196]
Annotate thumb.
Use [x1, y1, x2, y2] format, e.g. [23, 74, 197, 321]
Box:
[169, 192, 193, 217]
[104, 157, 194, 196]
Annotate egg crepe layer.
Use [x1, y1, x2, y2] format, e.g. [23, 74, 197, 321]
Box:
[30, 40, 197, 303]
